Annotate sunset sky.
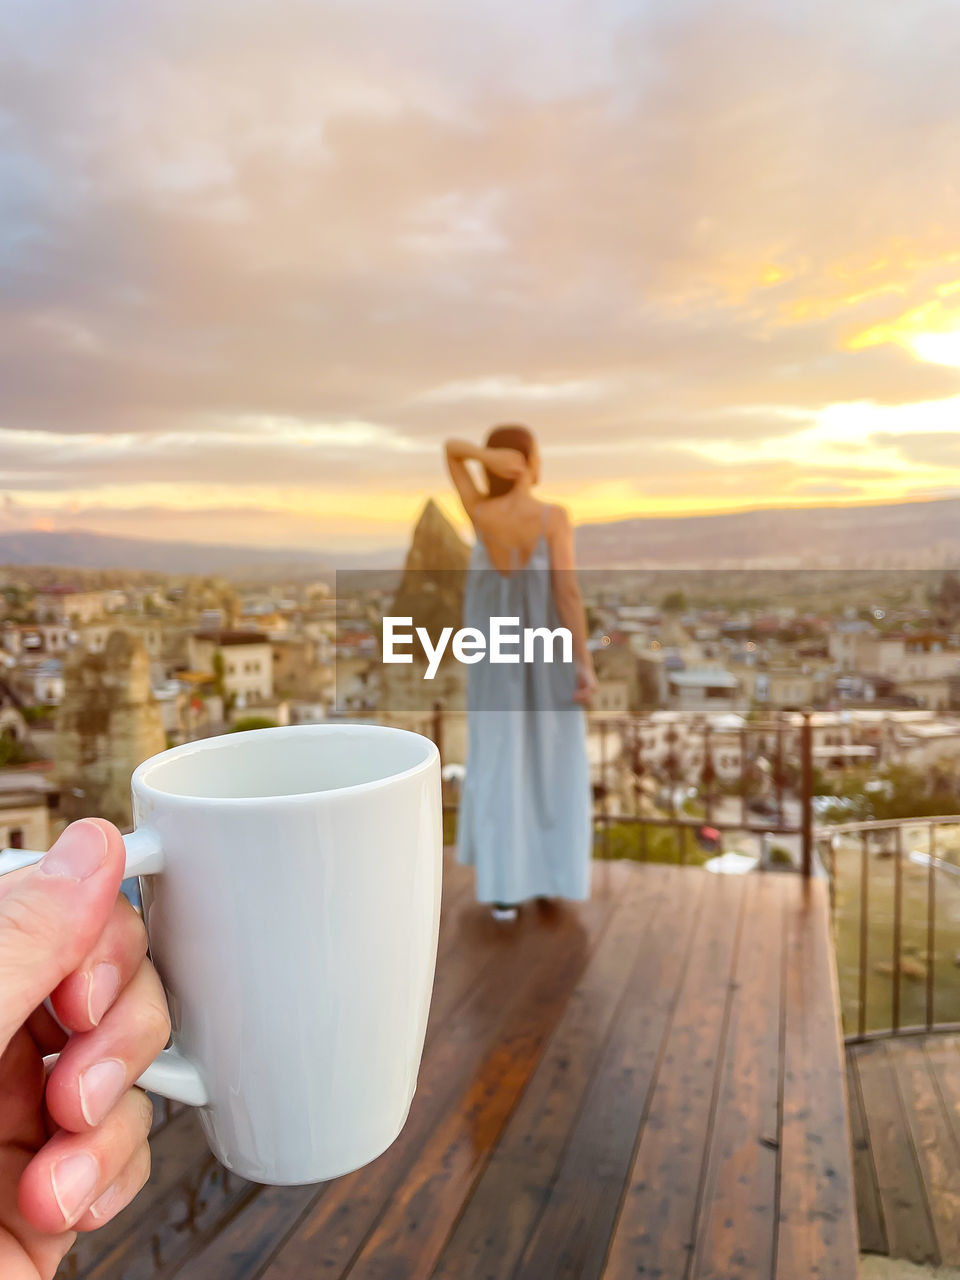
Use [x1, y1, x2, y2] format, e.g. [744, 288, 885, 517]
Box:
[2, 0, 959, 550]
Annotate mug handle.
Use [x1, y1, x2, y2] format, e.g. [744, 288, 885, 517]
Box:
[0, 829, 209, 1108]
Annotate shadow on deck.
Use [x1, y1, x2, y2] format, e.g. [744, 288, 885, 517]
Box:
[57, 854, 858, 1280]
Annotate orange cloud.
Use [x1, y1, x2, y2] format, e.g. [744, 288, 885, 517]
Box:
[2, 0, 960, 547]
[847, 290, 960, 368]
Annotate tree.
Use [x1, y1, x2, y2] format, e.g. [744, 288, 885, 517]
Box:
[817, 762, 960, 823]
[231, 716, 277, 733]
[0, 733, 33, 767]
[931, 571, 960, 624]
[211, 650, 236, 713]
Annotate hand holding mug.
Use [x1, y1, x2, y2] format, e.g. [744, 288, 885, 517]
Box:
[1, 724, 442, 1189]
[0, 819, 169, 1280]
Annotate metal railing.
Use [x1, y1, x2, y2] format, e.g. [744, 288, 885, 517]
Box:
[819, 815, 960, 1042]
[407, 704, 960, 1041]
[404, 704, 817, 874]
[589, 712, 815, 872]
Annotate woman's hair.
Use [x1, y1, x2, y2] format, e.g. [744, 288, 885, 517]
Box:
[483, 424, 535, 497]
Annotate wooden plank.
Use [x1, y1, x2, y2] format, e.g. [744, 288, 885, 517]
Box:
[167, 896, 512, 1280]
[690, 873, 785, 1280]
[82, 1155, 256, 1280]
[170, 1182, 320, 1280]
[851, 1042, 937, 1267]
[170, 867, 579, 1280]
[70, 854, 484, 1280]
[512, 867, 705, 1280]
[776, 877, 861, 1279]
[601, 872, 748, 1279]
[923, 1036, 960, 1150]
[62, 1108, 210, 1278]
[924, 1036, 960, 1263]
[259, 890, 615, 1280]
[888, 1037, 960, 1265]
[415, 888, 507, 1031]
[148, 1095, 186, 1136]
[845, 1050, 888, 1256]
[432, 864, 684, 1280]
[59, 863, 864, 1280]
[435, 852, 474, 923]
[335, 895, 617, 1280]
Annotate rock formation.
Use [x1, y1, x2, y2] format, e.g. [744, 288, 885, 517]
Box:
[401, 498, 471, 571]
[380, 498, 471, 715]
[391, 498, 471, 627]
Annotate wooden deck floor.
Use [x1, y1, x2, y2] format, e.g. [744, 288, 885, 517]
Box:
[57, 855, 857, 1280]
[848, 1033, 960, 1269]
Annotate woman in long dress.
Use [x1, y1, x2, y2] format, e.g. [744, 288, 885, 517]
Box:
[444, 425, 597, 919]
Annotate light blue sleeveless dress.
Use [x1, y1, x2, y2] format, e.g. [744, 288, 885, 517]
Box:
[456, 517, 592, 904]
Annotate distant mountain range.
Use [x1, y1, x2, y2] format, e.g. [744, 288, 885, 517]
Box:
[0, 496, 957, 576]
[573, 496, 960, 569]
[0, 529, 400, 577]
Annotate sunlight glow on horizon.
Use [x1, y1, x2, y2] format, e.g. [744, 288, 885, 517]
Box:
[847, 285, 960, 369]
[3, 1, 960, 550]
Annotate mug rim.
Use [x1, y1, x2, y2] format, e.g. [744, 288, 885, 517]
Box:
[131, 721, 439, 806]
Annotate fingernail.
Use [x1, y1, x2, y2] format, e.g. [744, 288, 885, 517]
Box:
[51, 1152, 99, 1224]
[79, 1059, 126, 1126]
[87, 963, 120, 1026]
[89, 1179, 122, 1222]
[41, 821, 107, 882]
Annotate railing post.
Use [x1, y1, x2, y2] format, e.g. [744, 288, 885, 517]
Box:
[927, 821, 937, 1032]
[833, 815, 958, 1043]
[892, 822, 903, 1034]
[702, 722, 714, 825]
[739, 726, 748, 829]
[431, 700, 444, 765]
[858, 831, 869, 1039]
[599, 718, 610, 860]
[801, 708, 813, 878]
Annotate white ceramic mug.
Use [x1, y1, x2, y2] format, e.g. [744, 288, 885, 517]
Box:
[0, 723, 442, 1185]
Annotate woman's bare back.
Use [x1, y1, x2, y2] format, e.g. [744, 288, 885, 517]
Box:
[471, 495, 553, 574]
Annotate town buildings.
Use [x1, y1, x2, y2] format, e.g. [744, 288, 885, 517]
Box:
[1, 517, 959, 845]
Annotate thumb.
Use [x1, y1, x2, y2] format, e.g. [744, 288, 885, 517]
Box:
[0, 819, 126, 1052]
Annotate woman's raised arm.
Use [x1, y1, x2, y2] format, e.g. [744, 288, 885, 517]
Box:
[443, 439, 484, 519]
[443, 439, 527, 519]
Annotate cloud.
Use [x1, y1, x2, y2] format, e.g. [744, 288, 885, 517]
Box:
[0, 420, 431, 491]
[873, 431, 960, 469]
[1, 0, 959, 542]
[417, 375, 614, 404]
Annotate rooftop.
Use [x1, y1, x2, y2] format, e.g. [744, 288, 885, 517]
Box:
[898, 721, 960, 740]
[0, 770, 56, 795]
[668, 668, 740, 689]
[192, 629, 269, 647]
[59, 853, 857, 1280]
